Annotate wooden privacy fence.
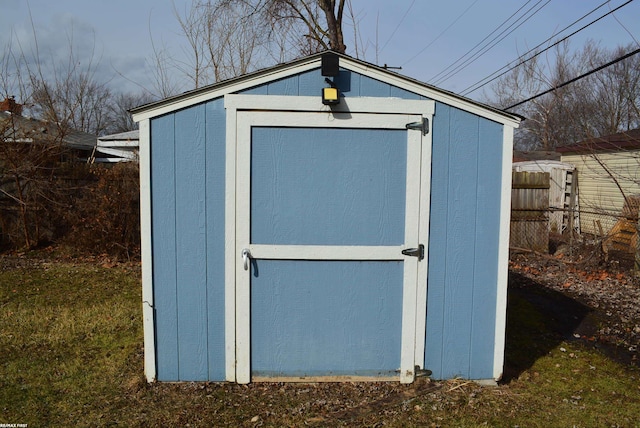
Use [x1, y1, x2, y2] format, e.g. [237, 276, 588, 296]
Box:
[511, 171, 550, 252]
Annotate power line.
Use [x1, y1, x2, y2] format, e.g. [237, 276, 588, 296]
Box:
[401, 0, 480, 67]
[379, 0, 416, 54]
[505, 47, 640, 110]
[433, 0, 551, 86]
[461, 0, 634, 96]
[429, 0, 542, 81]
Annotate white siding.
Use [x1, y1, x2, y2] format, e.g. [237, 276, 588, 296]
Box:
[561, 150, 640, 235]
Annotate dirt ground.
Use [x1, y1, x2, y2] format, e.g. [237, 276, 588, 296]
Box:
[508, 245, 640, 370]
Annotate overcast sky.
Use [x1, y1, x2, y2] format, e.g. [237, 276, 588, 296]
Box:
[1, 0, 639, 101]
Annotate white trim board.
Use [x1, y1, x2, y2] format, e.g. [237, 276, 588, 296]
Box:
[493, 124, 516, 380]
[226, 95, 433, 384]
[138, 119, 156, 382]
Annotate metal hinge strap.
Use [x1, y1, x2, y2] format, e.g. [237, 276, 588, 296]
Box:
[405, 118, 429, 135]
[401, 244, 425, 261]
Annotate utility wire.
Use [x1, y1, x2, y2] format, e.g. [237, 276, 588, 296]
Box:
[461, 0, 634, 96]
[609, 1, 640, 47]
[429, 0, 542, 81]
[401, 0, 479, 67]
[505, 47, 640, 110]
[379, 0, 416, 54]
[433, 0, 551, 86]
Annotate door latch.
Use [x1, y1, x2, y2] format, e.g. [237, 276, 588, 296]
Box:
[242, 248, 251, 271]
[402, 244, 424, 261]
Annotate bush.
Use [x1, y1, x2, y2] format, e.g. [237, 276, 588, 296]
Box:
[1, 161, 141, 260]
[63, 163, 140, 260]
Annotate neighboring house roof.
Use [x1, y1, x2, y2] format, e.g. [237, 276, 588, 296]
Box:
[1, 110, 96, 151]
[556, 128, 640, 154]
[513, 150, 561, 162]
[131, 50, 522, 127]
[98, 130, 139, 142]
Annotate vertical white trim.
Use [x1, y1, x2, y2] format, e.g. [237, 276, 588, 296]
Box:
[139, 119, 156, 382]
[399, 124, 422, 384]
[493, 124, 514, 380]
[234, 111, 253, 384]
[414, 115, 433, 369]
[224, 97, 238, 382]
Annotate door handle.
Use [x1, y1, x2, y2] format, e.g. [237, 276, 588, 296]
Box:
[242, 248, 251, 271]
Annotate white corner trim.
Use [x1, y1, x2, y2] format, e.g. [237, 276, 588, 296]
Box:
[224, 102, 238, 382]
[139, 119, 156, 382]
[493, 124, 514, 380]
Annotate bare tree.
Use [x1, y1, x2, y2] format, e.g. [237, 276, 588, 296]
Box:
[107, 91, 155, 134]
[0, 99, 70, 249]
[489, 41, 640, 151]
[162, 0, 355, 93]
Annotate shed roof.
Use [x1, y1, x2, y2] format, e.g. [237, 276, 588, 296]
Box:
[131, 51, 521, 127]
[556, 128, 640, 154]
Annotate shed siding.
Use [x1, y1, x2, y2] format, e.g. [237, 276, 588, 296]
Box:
[149, 66, 506, 381]
[151, 99, 226, 381]
[470, 118, 504, 378]
[151, 114, 179, 381]
[425, 103, 503, 379]
[242, 69, 423, 100]
[561, 151, 640, 235]
[174, 105, 208, 380]
[204, 100, 227, 380]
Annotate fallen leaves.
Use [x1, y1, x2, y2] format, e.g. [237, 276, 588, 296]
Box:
[510, 252, 640, 367]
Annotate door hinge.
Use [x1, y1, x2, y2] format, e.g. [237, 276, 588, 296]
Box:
[405, 118, 429, 135]
[402, 244, 424, 261]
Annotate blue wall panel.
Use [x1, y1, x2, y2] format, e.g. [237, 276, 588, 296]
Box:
[250, 127, 407, 246]
[297, 69, 325, 96]
[423, 103, 450, 378]
[243, 68, 417, 100]
[151, 114, 179, 381]
[174, 105, 209, 381]
[359, 75, 391, 97]
[151, 99, 227, 381]
[424, 102, 504, 380]
[251, 260, 403, 377]
[440, 108, 479, 379]
[469, 119, 503, 378]
[204, 99, 226, 380]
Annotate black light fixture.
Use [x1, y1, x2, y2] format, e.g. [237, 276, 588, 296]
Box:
[321, 52, 339, 77]
[321, 52, 340, 105]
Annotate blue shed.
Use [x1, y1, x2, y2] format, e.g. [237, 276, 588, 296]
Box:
[131, 52, 521, 384]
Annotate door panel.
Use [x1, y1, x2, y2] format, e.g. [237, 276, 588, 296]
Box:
[251, 127, 407, 246]
[235, 109, 424, 383]
[251, 260, 402, 379]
